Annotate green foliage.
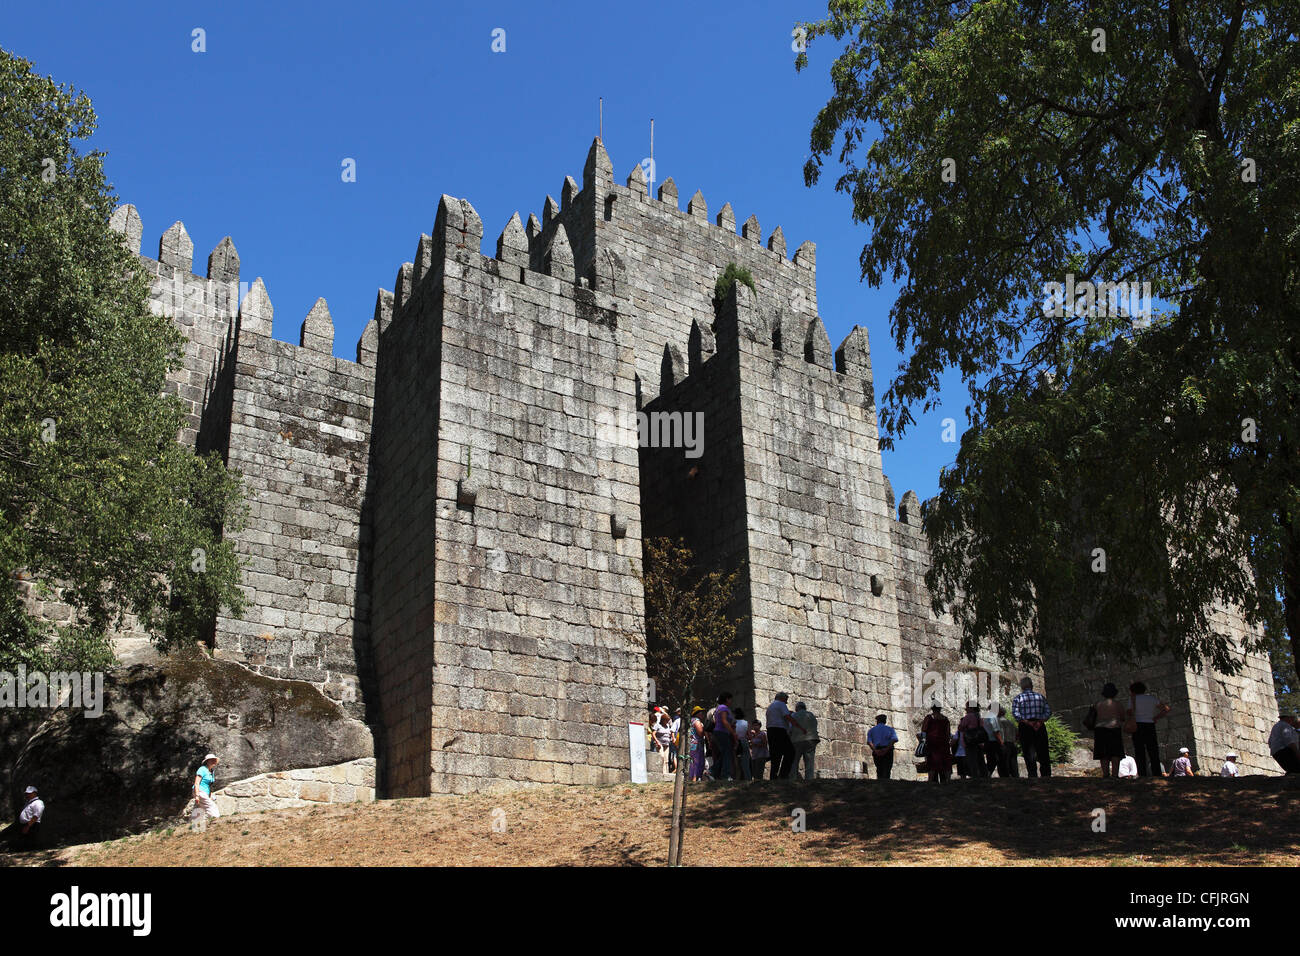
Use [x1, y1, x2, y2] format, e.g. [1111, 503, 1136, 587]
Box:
[713, 263, 756, 303]
[798, 2, 1300, 674]
[1045, 715, 1077, 766]
[637, 537, 748, 710]
[0, 48, 246, 670]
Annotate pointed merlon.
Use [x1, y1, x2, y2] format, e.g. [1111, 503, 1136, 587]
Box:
[716, 202, 736, 233]
[794, 239, 816, 270]
[544, 222, 575, 282]
[206, 236, 240, 283]
[561, 176, 580, 212]
[159, 221, 193, 272]
[542, 195, 560, 226]
[497, 212, 529, 269]
[356, 318, 379, 367]
[767, 226, 786, 257]
[374, 288, 394, 335]
[687, 190, 707, 220]
[883, 475, 896, 514]
[583, 137, 614, 192]
[433, 194, 483, 258]
[300, 297, 334, 353]
[394, 262, 414, 311]
[626, 163, 647, 196]
[108, 203, 143, 254]
[657, 177, 678, 207]
[238, 277, 273, 338]
[525, 213, 542, 246]
[835, 325, 871, 378]
[803, 316, 833, 368]
[741, 215, 761, 242]
[412, 233, 433, 285]
[899, 489, 920, 525]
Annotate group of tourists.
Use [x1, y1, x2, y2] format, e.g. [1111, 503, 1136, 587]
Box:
[911, 677, 1054, 782]
[649, 691, 821, 782]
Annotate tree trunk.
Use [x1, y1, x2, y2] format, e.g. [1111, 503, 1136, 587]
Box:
[667, 685, 693, 866]
[1285, 524, 1300, 687]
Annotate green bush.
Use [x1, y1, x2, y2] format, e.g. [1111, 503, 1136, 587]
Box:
[1045, 715, 1078, 765]
[713, 263, 756, 302]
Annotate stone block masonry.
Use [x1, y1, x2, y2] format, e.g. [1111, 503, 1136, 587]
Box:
[93, 135, 1279, 794]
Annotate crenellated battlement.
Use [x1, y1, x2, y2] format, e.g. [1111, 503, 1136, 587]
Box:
[108, 205, 378, 373]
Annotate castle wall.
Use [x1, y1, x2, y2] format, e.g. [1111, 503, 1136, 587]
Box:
[367, 245, 442, 797]
[212, 317, 375, 721]
[638, 314, 754, 711]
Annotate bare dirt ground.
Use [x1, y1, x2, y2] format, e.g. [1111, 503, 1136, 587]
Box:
[7, 775, 1300, 867]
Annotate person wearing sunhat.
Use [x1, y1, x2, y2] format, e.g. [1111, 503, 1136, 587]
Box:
[192, 753, 221, 824]
[1220, 752, 1240, 777]
[10, 785, 45, 850]
[1169, 747, 1194, 777]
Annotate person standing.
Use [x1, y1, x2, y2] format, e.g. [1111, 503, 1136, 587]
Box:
[766, 692, 797, 779]
[653, 711, 674, 774]
[1092, 682, 1127, 778]
[1127, 680, 1171, 777]
[789, 702, 819, 780]
[867, 714, 899, 780]
[921, 703, 953, 782]
[748, 720, 770, 780]
[710, 693, 737, 781]
[688, 707, 708, 781]
[1268, 714, 1300, 774]
[192, 753, 221, 826]
[957, 700, 988, 777]
[1012, 678, 1052, 777]
[996, 705, 1019, 776]
[734, 708, 752, 781]
[11, 786, 45, 851]
[1220, 752, 1240, 777]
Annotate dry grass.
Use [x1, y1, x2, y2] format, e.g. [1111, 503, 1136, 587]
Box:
[10, 775, 1300, 868]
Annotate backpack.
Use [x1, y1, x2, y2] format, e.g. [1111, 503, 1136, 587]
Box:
[1082, 705, 1098, 731]
[703, 707, 717, 734]
[962, 723, 988, 748]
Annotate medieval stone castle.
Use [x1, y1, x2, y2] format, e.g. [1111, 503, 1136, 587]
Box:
[86, 138, 1279, 791]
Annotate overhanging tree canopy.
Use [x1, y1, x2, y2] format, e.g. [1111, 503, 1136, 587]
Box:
[797, 1, 1299, 675]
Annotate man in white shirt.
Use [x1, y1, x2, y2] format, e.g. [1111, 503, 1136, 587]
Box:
[734, 709, 752, 780]
[1268, 715, 1300, 773]
[1117, 755, 1138, 778]
[1220, 752, 1239, 777]
[11, 785, 45, 851]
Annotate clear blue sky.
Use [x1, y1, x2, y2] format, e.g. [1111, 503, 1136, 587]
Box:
[4, 0, 969, 503]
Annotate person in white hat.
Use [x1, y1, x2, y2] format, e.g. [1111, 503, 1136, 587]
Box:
[191, 753, 221, 826]
[1220, 752, 1240, 777]
[1169, 747, 1194, 777]
[10, 785, 45, 850]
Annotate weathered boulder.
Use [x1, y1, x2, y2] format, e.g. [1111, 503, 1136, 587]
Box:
[5, 648, 373, 843]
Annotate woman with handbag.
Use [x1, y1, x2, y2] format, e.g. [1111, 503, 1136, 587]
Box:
[1127, 681, 1171, 777]
[1090, 682, 1126, 777]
